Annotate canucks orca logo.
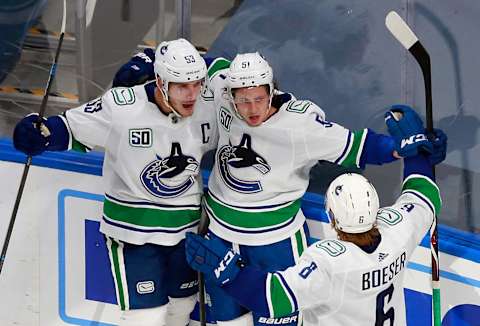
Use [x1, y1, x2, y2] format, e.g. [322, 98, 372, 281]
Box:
[141, 143, 199, 198]
[217, 134, 270, 193]
[335, 185, 343, 195]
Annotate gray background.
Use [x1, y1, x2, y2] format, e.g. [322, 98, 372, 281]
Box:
[206, 0, 480, 234]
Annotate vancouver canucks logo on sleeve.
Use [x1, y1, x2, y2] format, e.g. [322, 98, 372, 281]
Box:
[140, 143, 199, 198]
[217, 133, 271, 193]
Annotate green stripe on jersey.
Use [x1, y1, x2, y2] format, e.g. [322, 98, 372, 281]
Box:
[205, 194, 301, 229]
[103, 198, 200, 228]
[339, 129, 367, 168]
[402, 175, 442, 215]
[207, 58, 231, 79]
[110, 239, 126, 310]
[269, 274, 295, 317]
[71, 136, 89, 152]
[295, 229, 305, 256]
[63, 113, 90, 152]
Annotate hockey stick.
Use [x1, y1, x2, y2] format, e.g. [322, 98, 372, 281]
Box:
[385, 11, 441, 325]
[0, 0, 67, 276]
[197, 197, 210, 326]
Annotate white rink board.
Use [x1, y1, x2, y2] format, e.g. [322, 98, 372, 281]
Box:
[0, 161, 120, 325]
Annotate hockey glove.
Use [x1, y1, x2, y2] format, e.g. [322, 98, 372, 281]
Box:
[112, 48, 155, 87]
[13, 113, 69, 156]
[185, 232, 243, 286]
[385, 104, 433, 157]
[428, 128, 448, 166]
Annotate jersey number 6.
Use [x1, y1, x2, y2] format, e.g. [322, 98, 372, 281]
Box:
[375, 283, 395, 325]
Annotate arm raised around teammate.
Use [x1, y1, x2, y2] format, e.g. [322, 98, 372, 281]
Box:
[383, 106, 445, 246]
[300, 102, 398, 169]
[111, 49, 223, 90]
[112, 48, 155, 87]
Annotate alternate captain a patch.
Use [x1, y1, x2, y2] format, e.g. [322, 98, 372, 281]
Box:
[216, 133, 270, 193]
[141, 143, 199, 198]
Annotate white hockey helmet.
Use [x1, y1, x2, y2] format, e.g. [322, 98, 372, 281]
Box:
[227, 52, 274, 93]
[154, 38, 206, 103]
[325, 173, 380, 234]
[226, 52, 274, 121]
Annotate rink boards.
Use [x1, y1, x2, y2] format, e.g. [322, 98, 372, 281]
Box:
[0, 140, 478, 325]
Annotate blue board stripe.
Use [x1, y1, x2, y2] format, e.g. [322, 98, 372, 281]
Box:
[58, 189, 115, 325]
[408, 262, 480, 288]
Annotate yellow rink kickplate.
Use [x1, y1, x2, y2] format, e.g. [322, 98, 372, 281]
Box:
[0, 86, 79, 106]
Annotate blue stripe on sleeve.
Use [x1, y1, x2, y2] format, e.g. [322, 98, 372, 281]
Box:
[359, 129, 397, 169]
[222, 265, 271, 316]
[45, 116, 70, 151]
[403, 154, 434, 180]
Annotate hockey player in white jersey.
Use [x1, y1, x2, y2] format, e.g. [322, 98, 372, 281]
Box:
[199, 53, 416, 326]
[113, 50, 423, 325]
[185, 105, 447, 325]
[12, 39, 217, 326]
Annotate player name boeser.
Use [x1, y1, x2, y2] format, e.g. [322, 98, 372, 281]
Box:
[362, 251, 407, 290]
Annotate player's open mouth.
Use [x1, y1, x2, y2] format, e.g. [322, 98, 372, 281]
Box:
[248, 115, 261, 124]
[182, 102, 195, 110]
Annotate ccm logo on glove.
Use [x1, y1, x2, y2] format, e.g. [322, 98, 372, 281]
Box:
[401, 134, 427, 148]
[214, 250, 236, 279]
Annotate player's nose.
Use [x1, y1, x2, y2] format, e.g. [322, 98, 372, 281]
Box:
[185, 86, 197, 100]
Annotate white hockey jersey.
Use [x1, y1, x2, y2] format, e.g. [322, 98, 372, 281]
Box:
[203, 58, 369, 245]
[263, 174, 440, 325]
[63, 82, 217, 245]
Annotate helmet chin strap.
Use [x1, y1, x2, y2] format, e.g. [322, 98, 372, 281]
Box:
[264, 92, 274, 123]
[156, 77, 183, 120]
[227, 87, 244, 121]
[230, 98, 245, 121]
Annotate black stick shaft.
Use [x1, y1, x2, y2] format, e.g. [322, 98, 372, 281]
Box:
[197, 199, 209, 326]
[0, 27, 65, 276]
[198, 272, 207, 325]
[410, 41, 441, 325]
[0, 157, 32, 273]
[39, 33, 65, 120]
[410, 41, 439, 277]
[385, 11, 441, 324]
